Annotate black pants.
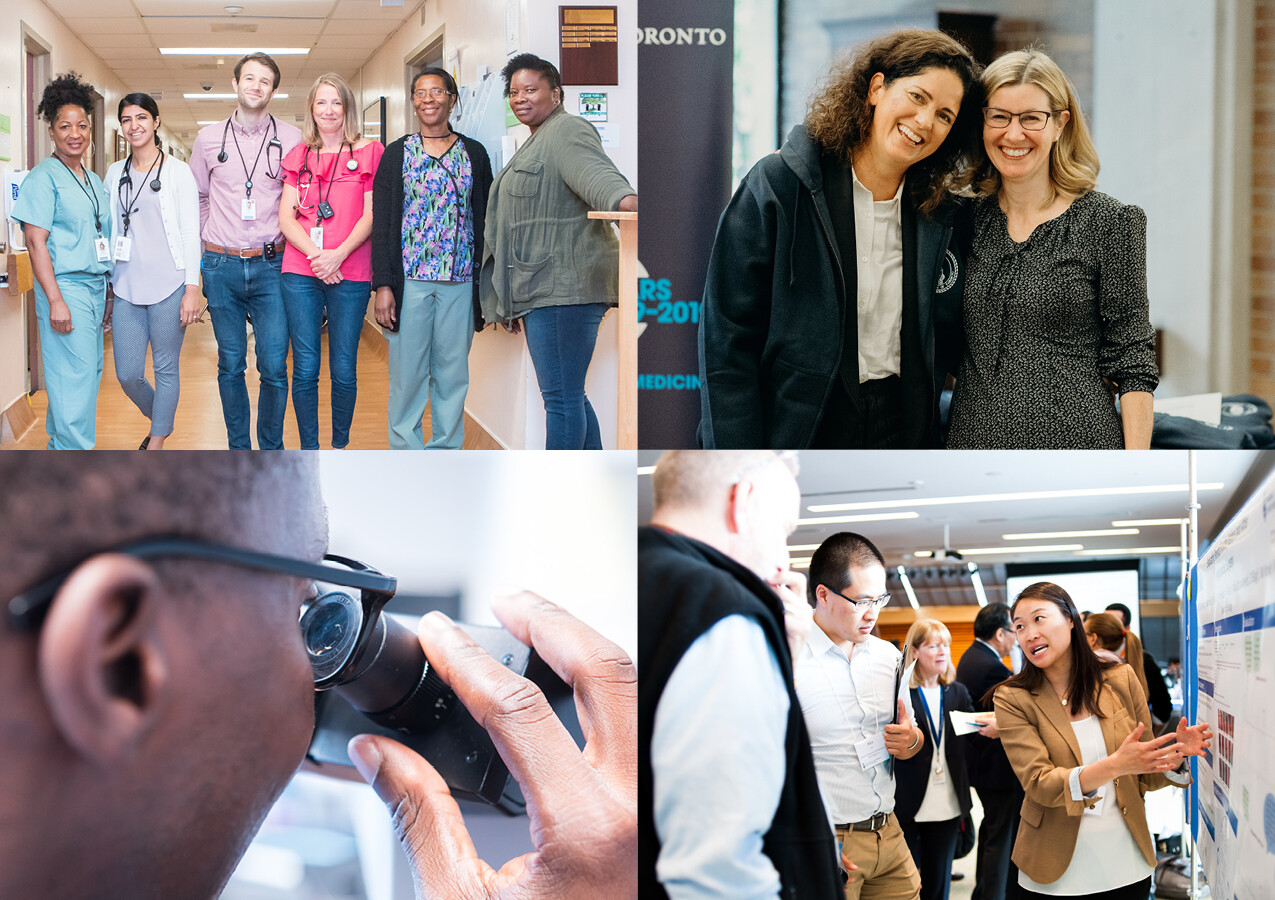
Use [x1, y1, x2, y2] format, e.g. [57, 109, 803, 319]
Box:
[812, 375, 906, 448]
[900, 815, 960, 900]
[1019, 875, 1151, 900]
[972, 787, 1023, 900]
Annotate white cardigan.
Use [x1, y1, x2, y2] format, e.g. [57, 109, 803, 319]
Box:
[105, 152, 202, 286]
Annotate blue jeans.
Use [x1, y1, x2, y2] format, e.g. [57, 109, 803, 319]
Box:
[522, 302, 608, 450]
[201, 249, 290, 449]
[111, 284, 187, 437]
[281, 273, 370, 449]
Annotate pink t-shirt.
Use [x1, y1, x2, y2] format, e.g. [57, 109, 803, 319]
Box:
[281, 139, 384, 281]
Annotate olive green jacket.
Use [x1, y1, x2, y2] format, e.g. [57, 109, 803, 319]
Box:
[480, 105, 634, 324]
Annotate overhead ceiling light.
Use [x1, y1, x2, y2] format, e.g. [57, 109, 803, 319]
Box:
[797, 511, 920, 526]
[161, 47, 309, 55]
[786, 544, 823, 552]
[958, 544, 1085, 556]
[196, 120, 225, 125]
[224, 5, 245, 12]
[806, 482, 1225, 513]
[184, 93, 288, 99]
[968, 562, 989, 607]
[790, 557, 812, 569]
[912, 550, 933, 558]
[896, 565, 920, 610]
[1002, 528, 1139, 540]
[636, 465, 656, 476]
[1077, 546, 1181, 556]
[1111, 518, 1188, 527]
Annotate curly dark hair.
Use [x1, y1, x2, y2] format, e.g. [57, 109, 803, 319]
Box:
[500, 52, 562, 98]
[37, 72, 96, 125]
[805, 30, 983, 216]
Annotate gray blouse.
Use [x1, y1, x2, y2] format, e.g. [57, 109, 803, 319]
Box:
[946, 191, 1158, 449]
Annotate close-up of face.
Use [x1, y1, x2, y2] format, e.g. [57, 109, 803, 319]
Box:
[865, 66, 964, 172]
[49, 104, 90, 162]
[118, 105, 156, 153]
[1013, 596, 1075, 671]
[913, 632, 950, 679]
[233, 60, 276, 112]
[983, 82, 1069, 187]
[312, 82, 344, 136]
[413, 74, 455, 131]
[508, 68, 560, 131]
[816, 563, 888, 646]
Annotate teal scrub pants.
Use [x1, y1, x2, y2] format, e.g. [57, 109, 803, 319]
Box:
[385, 280, 474, 449]
[34, 273, 106, 449]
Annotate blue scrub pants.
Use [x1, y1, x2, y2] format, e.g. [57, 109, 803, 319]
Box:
[34, 274, 106, 450]
[385, 280, 474, 450]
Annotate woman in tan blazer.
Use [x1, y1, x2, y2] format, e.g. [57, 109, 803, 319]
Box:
[993, 582, 1211, 899]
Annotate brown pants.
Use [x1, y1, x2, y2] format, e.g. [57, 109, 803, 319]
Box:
[836, 813, 922, 900]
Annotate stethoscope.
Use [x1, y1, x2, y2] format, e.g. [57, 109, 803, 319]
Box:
[118, 150, 166, 237]
[216, 113, 283, 197]
[296, 142, 357, 220]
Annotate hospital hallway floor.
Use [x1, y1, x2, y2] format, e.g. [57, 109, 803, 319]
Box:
[5, 318, 502, 450]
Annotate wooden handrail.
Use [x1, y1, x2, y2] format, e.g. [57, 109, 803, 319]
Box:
[589, 210, 637, 450]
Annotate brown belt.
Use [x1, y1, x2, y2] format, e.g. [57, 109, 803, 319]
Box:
[836, 811, 890, 833]
[203, 241, 285, 258]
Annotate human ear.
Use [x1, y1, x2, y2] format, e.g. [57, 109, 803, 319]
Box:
[37, 555, 172, 763]
[725, 480, 753, 535]
[867, 72, 887, 107]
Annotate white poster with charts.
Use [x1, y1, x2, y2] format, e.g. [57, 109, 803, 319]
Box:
[1195, 466, 1275, 900]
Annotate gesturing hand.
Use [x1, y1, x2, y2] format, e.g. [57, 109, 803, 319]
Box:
[347, 590, 636, 900]
[768, 569, 811, 661]
[1174, 717, 1212, 758]
[1109, 722, 1184, 776]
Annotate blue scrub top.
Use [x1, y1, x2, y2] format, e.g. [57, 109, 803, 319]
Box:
[12, 156, 113, 278]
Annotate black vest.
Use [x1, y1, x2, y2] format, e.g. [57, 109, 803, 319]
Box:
[638, 527, 841, 900]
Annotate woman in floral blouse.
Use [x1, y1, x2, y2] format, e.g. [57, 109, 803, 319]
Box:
[371, 67, 494, 449]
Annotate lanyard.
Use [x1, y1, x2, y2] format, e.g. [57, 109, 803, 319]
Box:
[916, 685, 944, 759]
[229, 116, 275, 198]
[119, 152, 162, 238]
[56, 156, 102, 235]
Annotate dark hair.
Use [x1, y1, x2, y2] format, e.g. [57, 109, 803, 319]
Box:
[500, 52, 562, 98]
[806, 532, 885, 605]
[234, 52, 282, 90]
[990, 582, 1117, 716]
[973, 602, 1012, 641]
[804, 29, 983, 216]
[37, 72, 95, 125]
[412, 67, 461, 124]
[118, 93, 162, 149]
[1104, 602, 1132, 627]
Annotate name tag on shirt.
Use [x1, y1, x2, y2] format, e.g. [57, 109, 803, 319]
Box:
[113, 235, 132, 262]
[855, 733, 889, 770]
[94, 236, 111, 263]
[310, 226, 324, 250]
[241, 198, 257, 220]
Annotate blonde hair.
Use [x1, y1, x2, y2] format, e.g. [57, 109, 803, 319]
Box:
[971, 48, 1099, 203]
[302, 73, 361, 149]
[904, 618, 955, 687]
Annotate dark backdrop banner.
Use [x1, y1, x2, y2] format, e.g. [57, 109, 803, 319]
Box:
[637, 3, 733, 448]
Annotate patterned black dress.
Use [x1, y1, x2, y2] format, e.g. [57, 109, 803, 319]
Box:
[946, 191, 1159, 449]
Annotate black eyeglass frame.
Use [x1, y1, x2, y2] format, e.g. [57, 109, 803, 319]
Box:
[981, 107, 1059, 131]
[821, 583, 892, 612]
[6, 536, 398, 688]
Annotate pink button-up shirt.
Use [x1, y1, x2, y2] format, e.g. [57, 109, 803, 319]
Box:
[190, 110, 303, 249]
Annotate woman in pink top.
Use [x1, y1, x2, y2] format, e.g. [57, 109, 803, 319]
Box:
[279, 72, 384, 448]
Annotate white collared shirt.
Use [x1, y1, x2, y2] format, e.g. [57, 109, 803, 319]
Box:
[794, 623, 914, 825]
[850, 166, 904, 382]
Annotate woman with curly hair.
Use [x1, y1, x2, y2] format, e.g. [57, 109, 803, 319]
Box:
[11, 72, 113, 449]
[698, 29, 982, 449]
[945, 50, 1158, 449]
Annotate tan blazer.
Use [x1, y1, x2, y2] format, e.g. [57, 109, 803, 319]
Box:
[993, 663, 1186, 885]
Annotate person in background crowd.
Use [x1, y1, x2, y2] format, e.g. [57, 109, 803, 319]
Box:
[481, 52, 637, 450]
[1100, 603, 1172, 725]
[190, 52, 302, 449]
[105, 92, 202, 449]
[12, 72, 112, 449]
[279, 72, 384, 449]
[372, 67, 493, 449]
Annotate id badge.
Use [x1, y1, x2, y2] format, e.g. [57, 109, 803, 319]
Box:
[310, 226, 324, 250]
[931, 764, 948, 786]
[113, 235, 132, 262]
[241, 197, 257, 220]
[854, 733, 889, 770]
[94, 235, 111, 263]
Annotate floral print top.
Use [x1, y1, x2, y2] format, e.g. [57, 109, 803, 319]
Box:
[401, 133, 474, 282]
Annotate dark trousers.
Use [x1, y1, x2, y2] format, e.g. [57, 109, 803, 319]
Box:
[812, 375, 906, 448]
[900, 816, 960, 900]
[972, 787, 1023, 900]
[1020, 876, 1151, 900]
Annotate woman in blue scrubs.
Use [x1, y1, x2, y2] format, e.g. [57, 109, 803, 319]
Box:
[12, 72, 113, 449]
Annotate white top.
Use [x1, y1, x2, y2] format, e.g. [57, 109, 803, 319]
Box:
[794, 624, 914, 825]
[105, 154, 202, 288]
[850, 165, 904, 382]
[1019, 715, 1153, 895]
[652, 614, 793, 900]
[913, 684, 962, 822]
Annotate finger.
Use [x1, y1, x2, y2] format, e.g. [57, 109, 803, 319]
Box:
[489, 590, 636, 783]
[417, 611, 604, 830]
[348, 734, 492, 899]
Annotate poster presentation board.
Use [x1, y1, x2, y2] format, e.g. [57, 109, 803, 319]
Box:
[1195, 467, 1275, 900]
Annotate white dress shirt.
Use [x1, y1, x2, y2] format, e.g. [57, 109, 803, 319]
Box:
[794, 623, 915, 825]
[652, 614, 792, 900]
[850, 166, 904, 382]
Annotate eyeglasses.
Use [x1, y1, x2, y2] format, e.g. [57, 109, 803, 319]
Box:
[983, 108, 1057, 131]
[413, 88, 452, 100]
[6, 536, 398, 689]
[822, 584, 891, 613]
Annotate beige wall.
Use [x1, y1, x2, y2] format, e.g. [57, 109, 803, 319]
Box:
[1254, 0, 1275, 400]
